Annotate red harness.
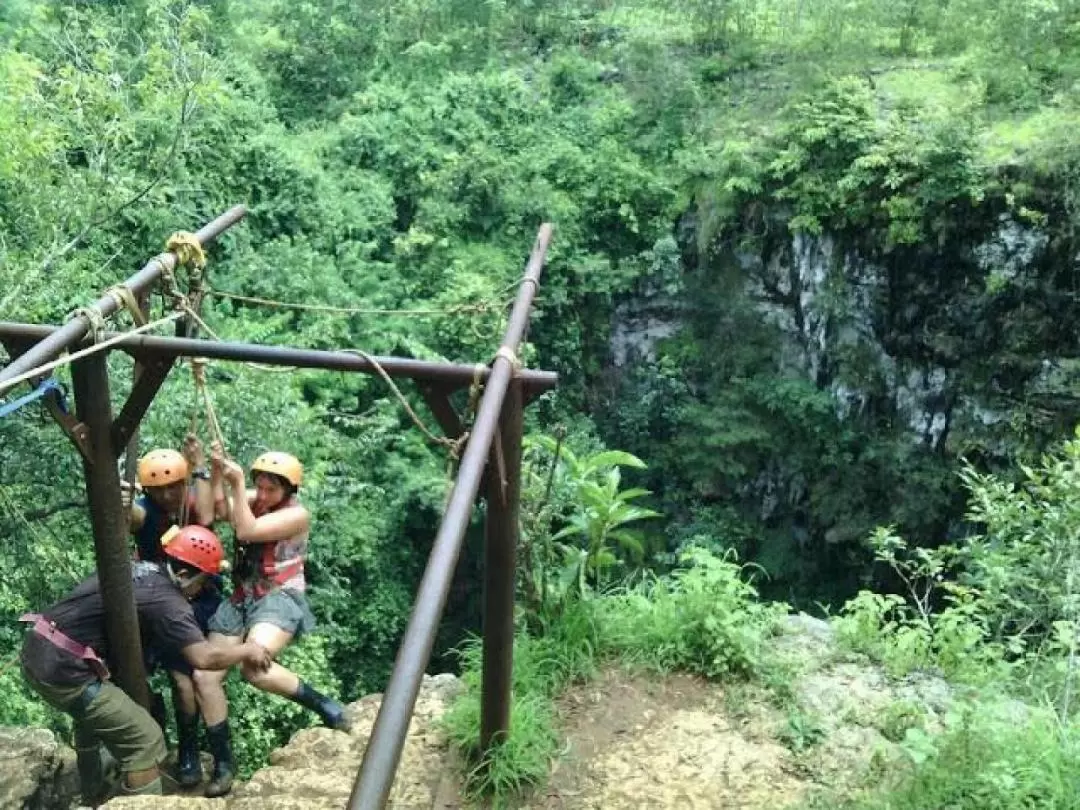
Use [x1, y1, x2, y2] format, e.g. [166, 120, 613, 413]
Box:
[233, 496, 305, 601]
[20, 613, 111, 681]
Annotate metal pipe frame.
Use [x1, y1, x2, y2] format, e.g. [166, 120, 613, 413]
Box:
[0, 323, 558, 393]
[481, 376, 523, 749]
[347, 223, 554, 810]
[0, 204, 247, 394]
[71, 353, 151, 709]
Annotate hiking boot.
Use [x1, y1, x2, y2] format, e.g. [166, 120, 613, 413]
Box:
[293, 681, 352, 732]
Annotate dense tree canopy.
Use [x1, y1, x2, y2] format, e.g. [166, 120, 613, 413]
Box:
[4, 0, 1080, 773]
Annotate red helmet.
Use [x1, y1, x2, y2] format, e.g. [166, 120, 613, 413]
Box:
[160, 525, 225, 575]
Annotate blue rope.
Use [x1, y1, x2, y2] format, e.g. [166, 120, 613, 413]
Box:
[0, 378, 65, 419]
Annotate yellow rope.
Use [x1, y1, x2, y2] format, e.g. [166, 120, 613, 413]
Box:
[210, 289, 502, 318]
[166, 231, 207, 270]
[174, 308, 484, 470]
[68, 306, 108, 343]
[105, 285, 148, 326]
[0, 312, 186, 397]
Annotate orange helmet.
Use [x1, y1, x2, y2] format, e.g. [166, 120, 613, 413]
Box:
[137, 449, 188, 487]
[160, 525, 225, 575]
[250, 451, 303, 487]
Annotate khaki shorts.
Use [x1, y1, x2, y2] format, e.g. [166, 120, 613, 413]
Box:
[208, 588, 316, 638]
[23, 669, 166, 773]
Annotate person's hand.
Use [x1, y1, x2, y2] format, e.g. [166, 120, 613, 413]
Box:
[120, 480, 141, 511]
[243, 642, 272, 671]
[223, 458, 246, 485]
[182, 432, 205, 467]
[210, 441, 226, 475]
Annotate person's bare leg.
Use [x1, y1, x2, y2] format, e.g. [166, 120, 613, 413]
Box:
[192, 632, 241, 726]
[193, 632, 243, 798]
[123, 765, 160, 791]
[240, 623, 298, 696]
[242, 623, 350, 731]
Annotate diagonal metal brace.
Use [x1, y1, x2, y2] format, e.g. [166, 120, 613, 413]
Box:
[417, 382, 507, 506]
[44, 389, 93, 463]
[111, 357, 175, 454]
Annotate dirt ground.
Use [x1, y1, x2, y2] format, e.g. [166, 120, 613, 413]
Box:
[515, 667, 809, 810]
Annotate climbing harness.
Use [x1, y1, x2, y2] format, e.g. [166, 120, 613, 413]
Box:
[19, 613, 111, 681]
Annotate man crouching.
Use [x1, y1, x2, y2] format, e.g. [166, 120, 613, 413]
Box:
[19, 525, 270, 804]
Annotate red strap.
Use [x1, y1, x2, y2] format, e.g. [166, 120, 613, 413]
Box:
[20, 613, 111, 681]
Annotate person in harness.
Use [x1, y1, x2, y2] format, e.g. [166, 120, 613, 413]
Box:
[193, 445, 350, 798]
[124, 436, 224, 789]
[19, 526, 271, 804]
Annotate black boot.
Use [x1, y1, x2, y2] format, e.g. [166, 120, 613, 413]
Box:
[203, 720, 235, 798]
[293, 681, 352, 732]
[175, 710, 202, 788]
[75, 743, 109, 806]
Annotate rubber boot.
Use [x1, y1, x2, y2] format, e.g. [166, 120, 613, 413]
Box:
[120, 775, 163, 796]
[293, 681, 352, 732]
[75, 744, 109, 807]
[149, 689, 170, 746]
[175, 710, 203, 788]
[203, 720, 235, 798]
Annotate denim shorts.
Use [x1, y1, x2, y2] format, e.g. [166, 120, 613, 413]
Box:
[207, 588, 316, 638]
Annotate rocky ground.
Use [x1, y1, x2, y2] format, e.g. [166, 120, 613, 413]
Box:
[5, 615, 963, 810]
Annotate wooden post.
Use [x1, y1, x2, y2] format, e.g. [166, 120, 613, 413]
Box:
[480, 376, 524, 749]
[70, 351, 150, 709]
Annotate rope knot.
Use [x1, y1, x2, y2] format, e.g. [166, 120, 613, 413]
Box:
[166, 232, 207, 270]
[69, 306, 108, 343]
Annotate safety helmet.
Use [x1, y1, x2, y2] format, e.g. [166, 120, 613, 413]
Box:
[250, 451, 303, 487]
[160, 525, 225, 575]
[137, 449, 189, 487]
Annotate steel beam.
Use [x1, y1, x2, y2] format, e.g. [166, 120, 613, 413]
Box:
[347, 223, 554, 810]
[0, 323, 559, 393]
[0, 205, 247, 395]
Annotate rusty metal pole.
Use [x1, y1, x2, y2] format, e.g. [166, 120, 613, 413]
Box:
[0, 323, 559, 394]
[0, 204, 247, 394]
[70, 351, 150, 709]
[123, 293, 150, 489]
[347, 223, 553, 810]
[480, 375, 524, 749]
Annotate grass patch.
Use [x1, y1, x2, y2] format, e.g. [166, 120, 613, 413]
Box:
[807, 702, 1080, 810]
[441, 548, 792, 806]
[439, 602, 599, 805]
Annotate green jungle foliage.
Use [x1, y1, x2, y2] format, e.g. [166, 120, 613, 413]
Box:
[4, 0, 1080, 788]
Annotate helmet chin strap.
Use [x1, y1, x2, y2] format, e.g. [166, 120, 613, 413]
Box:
[166, 560, 206, 592]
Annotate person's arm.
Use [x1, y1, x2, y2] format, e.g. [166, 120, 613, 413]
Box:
[223, 461, 309, 545]
[210, 441, 230, 521]
[122, 482, 146, 534]
[181, 638, 271, 671]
